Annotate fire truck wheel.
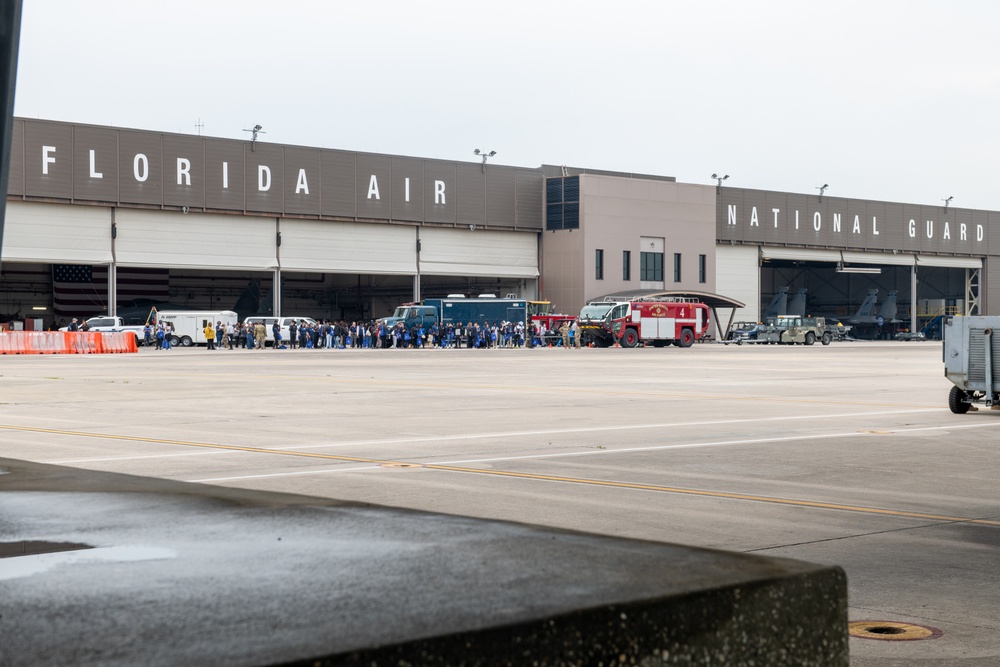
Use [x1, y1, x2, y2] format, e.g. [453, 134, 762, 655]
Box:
[678, 329, 694, 348]
[948, 386, 971, 414]
[622, 329, 639, 348]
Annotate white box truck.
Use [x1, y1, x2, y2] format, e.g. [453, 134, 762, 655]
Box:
[156, 310, 238, 347]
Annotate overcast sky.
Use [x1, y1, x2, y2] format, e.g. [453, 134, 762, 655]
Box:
[13, 1, 1000, 210]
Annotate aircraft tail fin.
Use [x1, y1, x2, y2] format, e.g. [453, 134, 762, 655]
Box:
[880, 291, 898, 321]
[855, 289, 878, 319]
[788, 288, 808, 317]
[763, 287, 789, 320]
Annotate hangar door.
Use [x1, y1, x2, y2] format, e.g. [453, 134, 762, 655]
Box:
[419, 227, 538, 278]
[279, 219, 417, 275]
[714, 244, 759, 322]
[115, 209, 277, 271]
[3, 201, 113, 264]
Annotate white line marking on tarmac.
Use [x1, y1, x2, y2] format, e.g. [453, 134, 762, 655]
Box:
[286, 408, 939, 451]
[187, 415, 1000, 483]
[50, 407, 936, 464]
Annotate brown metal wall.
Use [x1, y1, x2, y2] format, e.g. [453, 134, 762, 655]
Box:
[719, 187, 993, 258]
[389, 156, 423, 222]
[24, 120, 71, 198]
[163, 134, 205, 209]
[516, 170, 542, 228]
[117, 130, 163, 206]
[72, 125, 118, 202]
[320, 150, 355, 218]
[282, 146, 322, 217]
[8, 118, 543, 231]
[457, 166, 485, 225]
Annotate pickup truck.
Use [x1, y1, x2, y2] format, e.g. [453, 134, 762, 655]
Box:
[60, 316, 148, 345]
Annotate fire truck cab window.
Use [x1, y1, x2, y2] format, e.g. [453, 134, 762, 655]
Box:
[607, 304, 628, 323]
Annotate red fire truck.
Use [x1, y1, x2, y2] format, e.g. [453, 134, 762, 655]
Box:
[528, 301, 576, 346]
[603, 297, 710, 348]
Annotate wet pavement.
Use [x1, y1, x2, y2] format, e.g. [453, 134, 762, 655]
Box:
[0, 457, 846, 666]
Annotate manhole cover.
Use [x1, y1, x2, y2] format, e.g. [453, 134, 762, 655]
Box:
[849, 621, 942, 641]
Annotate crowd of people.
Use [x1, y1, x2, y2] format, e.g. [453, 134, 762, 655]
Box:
[154, 318, 585, 350]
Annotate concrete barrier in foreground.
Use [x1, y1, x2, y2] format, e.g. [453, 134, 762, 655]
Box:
[0, 458, 848, 666]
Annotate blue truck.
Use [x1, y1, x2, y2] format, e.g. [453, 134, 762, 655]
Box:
[379, 295, 532, 331]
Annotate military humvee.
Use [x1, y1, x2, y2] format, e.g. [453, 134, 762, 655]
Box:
[756, 315, 832, 346]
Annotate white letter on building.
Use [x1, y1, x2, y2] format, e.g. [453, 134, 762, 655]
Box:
[772, 208, 780, 228]
[750, 207, 759, 226]
[872, 216, 879, 235]
[943, 221, 951, 240]
[813, 212, 822, 231]
[134, 154, 148, 182]
[926, 220, 934, 239]
[367, 174, 380, 200]
[42, 145, 56, 175]
[961, 223, 968, 241]
[258, 165, 271, 192]
[833, 213, 842, 233]
[405, 177, 410, 203]
[222, 162, 229, 189]
[89, 150, 103, 178]
[177, 158, 191, 186]
[435, 180, 446, 204]
[728, 204, 737, 226]
[295, 169, 309, 194]
[795, 210, 800, 230]
[852, 215, 861, 234]
[908, 219, 916, 238]
[978, 224, 985, 242]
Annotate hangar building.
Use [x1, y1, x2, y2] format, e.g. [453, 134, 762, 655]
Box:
[1, 118, 542, 324]
[1, 117, 997, 334]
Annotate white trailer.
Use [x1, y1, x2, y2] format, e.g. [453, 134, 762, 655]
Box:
[156, 310, 238, 347]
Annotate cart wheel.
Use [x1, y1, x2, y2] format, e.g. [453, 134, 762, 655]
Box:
[948, 386, 971, 414]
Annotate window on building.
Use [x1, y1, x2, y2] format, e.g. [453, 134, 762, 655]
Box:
[640, 251, 663, 281]
[545, 176, 580, 231]
[699, 254, 707, 283]
[674, 253, 682, 282]
[596, 249, 604, 280]
[623, 250, 631, 281]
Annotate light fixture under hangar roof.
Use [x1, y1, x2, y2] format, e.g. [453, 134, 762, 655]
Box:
[836, 263, 881, 274]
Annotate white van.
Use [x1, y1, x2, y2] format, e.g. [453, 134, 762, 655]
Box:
[156, 310, 238, 347]
[244, 316, 317, 346]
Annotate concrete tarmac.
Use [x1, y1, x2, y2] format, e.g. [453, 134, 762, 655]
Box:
[1, 341, 997, 665]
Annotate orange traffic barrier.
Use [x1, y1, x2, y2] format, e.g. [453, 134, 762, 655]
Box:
[0, 331, 139, 355]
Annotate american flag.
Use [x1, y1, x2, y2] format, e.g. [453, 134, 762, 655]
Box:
[52, 265, 170, 317]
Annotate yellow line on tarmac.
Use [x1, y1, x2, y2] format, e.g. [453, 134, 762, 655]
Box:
[3, 422, 997, 528]
[422, 465, 1000, 527]
[0, 423, 405, 467]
